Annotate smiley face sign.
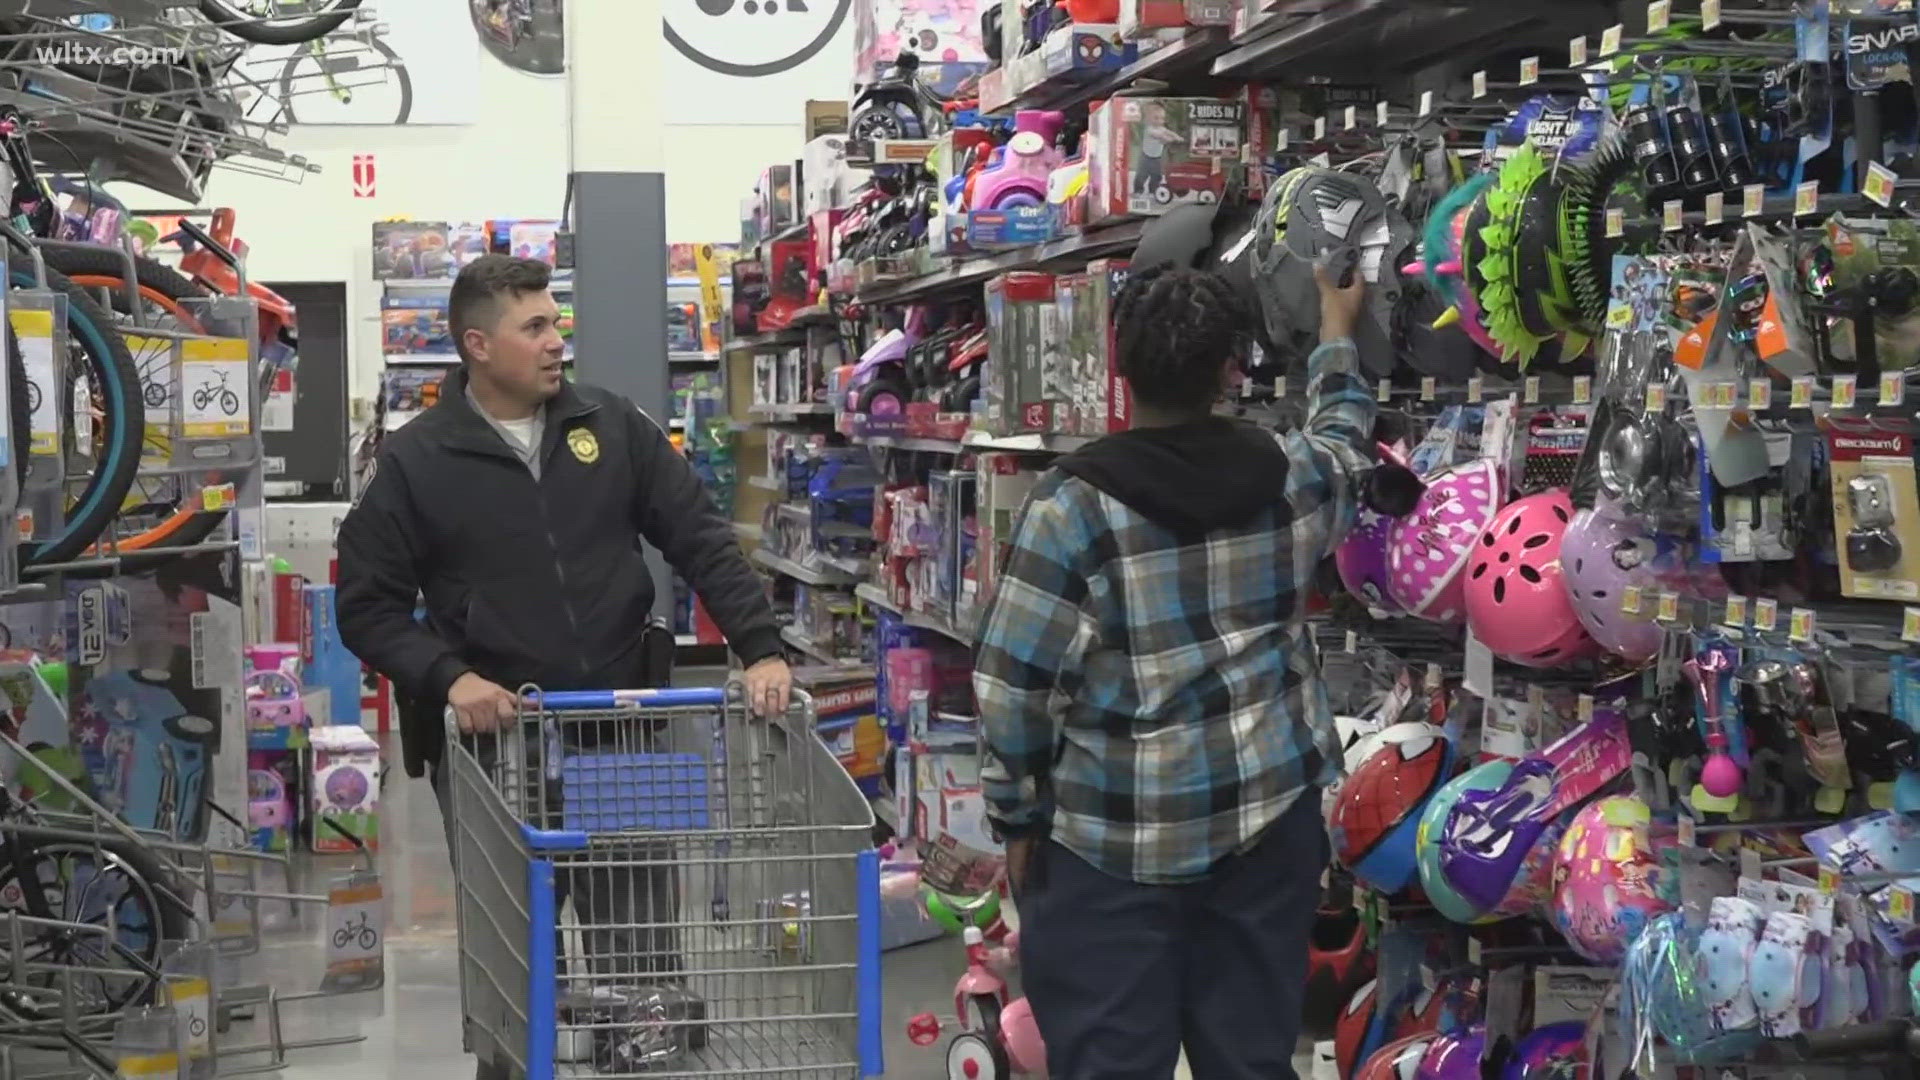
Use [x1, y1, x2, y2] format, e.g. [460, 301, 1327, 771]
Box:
[663, 0, 853, 77]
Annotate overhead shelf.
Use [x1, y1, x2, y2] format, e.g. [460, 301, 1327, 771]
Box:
[749, 402, 836, 419]
[670, 350, 721, 364]
[1211, 0, 1574, 81]
[780, 625, 867, 670]
[1008, 26, 1233, 112]
[727, 330, 807, 352]
[753, 547, 861, 587]
[856, 583, 974, 646]
[854, 218, 1148, 307]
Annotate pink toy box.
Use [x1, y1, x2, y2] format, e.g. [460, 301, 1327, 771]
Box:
[1087, 96, 1247, 221]
[853, 0, 990, 96]
[311, 725, 380, 853]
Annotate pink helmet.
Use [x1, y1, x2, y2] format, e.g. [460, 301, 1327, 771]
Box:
[1550, 796, 1674, 964]
[1386, 460, 1503, 624]
[1462, 489, 1595, 668]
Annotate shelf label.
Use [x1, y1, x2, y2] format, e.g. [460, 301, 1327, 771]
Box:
[1723, 595, 1748, 628]
[10, 309, 57, 455]
[1573, 376, 1592, 405]
[1754, 597, 1779, 633]
[1790, 375, 1816, 409]
[200, 483, 237, 513]
[1578, 694, 1595, 723]
[1789, 606, 1815, 642]
[1524, 376, 1541, 404]
[1621, 585, 1644, 615]
[1647, 0, 1671, 31]
[181, 337, 253, 439]
[1903, 607, 1920, 643]
[1882, 372, 1907, 408]
[1345, 629, 1358, 653]
[1866, 161, 1898, 207]
[1743, 183, 1765, 217]
[1704, 191, 1724, 224]
[1606, 207, 1625, 238]
[1795, 180, 1820, 216]
[1702, 0, 1721, 29]
[1314, 116, 1326, 140]
[1419, 90, 1434, 117]
[1376, 378, 1392, 403]
[1819, 865, 1839, 895]
[1570, 35, 1588, 66]
[1472, 70, 1488, 99]
[1656, 591, 1681, 623]
[1833, 374, 1858, 409]
[1749, 377, 1773, 410]
[1645, 381, 1668, 414]
[1420, 376, 1437, 401]
[1344, 105, 1357, 130]
[1894, 887, 1915, 924]
[1678, 815, 1697, 847]
[1520, 56, 1540, 85]
[1600, 23, 1623, 56]
[1377, 100, 1390, 126]
[1705, 382, 1738, 409]
[1467, 377, 1483, 403]
[1662, 199, 1683, 232]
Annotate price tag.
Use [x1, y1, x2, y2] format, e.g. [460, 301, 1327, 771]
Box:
[1377, 100, 1390, 126]
[10, 309, 58, 456]
[1789, 606, 1815, 642]
[1276, 127, 1289, 150]
[1600, 23, 1623, 56]
[1902, 606, 1920, 643]
[1795, 180, 1820, 216]
[1833, 374, 1858, 409]
[1344, 105, 1357, 130]
[1742, 183, 1765, 217]
[1419, 90, 1434, 117]
[1573, 376, 1592, 405]
[1420, 376, 1437, 401]
[1865, 161, 1899, 208]
[1754, 597, 1779, 632]
[1345, 629, 1358, 652]
[1314, 116, 1326, 140]
[1621, 585, 1644, 615]
[322, 871, 386, 993]
[1605, 206, 1625, 238]
[199, 483, 237, 513]
[1882, 372, 1907, 408]
[1524, 376, 1541, 404]
[1376, 378, 1392, 403]
[1677, 815, 1697, 848]
[1702, 0, 1721, 29]
[1238, 375, 1253, 399]
[1790, 375, 1816, 409]
[1724, 594, 1749, 628]
[1657, 591, 1681, 623]
[1644, 381, 1668, 414]
[13, 510, 30, 542]
[1578, 694, 1595, 723]
[1749, 377, 1773, 410]
[1647, 0, 1671, 31]
[1425, 663, 1442, 690]
[1472, 70, 1488, 99]
[1706, 382, 1738, 409]
[1520, 56, 1540, 85]
[1895, 887, 1916, 923]
[1467, 377, 1483, 403]
[1704, 191, 1724, 224]
[1570, 35, 1588, 66]
[1662, 199, 1684, 232]
[1819, 865, 1839, 895]
[181, 337, 253, 438]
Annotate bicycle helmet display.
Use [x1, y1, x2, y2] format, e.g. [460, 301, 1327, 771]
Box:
[1386, 460, 1504, 624]
[1329, 722, 1455, 894]
[1436, 756, 1566, 917]
[1551, 795, 1674, 964]
[1251, 167, 1412, 378]
[1461, 488, 1597, 668]
[1415, 1026, 1486, 1080]
[1416, 759, 1514, 924]
[1335, 978, 1386, 1080]
[1502, 1021, 1587, 1080]
[1559, 503, 1676, 663]
[1305, 905, 1376, 1038]
[1461, 143, 1589, 367]
[1359, 1033, 1438, 1080]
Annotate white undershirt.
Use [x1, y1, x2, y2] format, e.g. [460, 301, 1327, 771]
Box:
[495, 414, 537, 456]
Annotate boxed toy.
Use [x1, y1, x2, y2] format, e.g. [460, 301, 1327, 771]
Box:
[1087, 96, 1247, 221]
[757, 164, 799, 240]
[805, 99, 849, 140]
[381, 300, 454, 357]
[812, 677, 889, 796]
[371, 221, 454, 279]
[1828, 432, 1920, 600]
[311, 724, 380, 853]
[303, 584, 362, 727]
[248, 749, 297, 852]
[983, 272, 1058, 435]
[1118, 0, 1232, 35]
[803, 134, 868, 218]
[1088, 258, 1132, 433]
[853, 0, 991, 94]
[973, 452, 1046, 612]
[1039, 23, 1137, 81]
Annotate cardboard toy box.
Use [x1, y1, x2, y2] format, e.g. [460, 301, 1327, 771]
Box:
[1088, 258, 1132, 432]
[311, 724, 380, 853]
[983, 272, 1058, 435]
[1828, 431, 1920, 600]
[1088, 96, 1247, 221]
[812, 677, 889, 796]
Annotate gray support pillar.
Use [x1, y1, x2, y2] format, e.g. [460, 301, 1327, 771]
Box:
[568, 172, 674, 621]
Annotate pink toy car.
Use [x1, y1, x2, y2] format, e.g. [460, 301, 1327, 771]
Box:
[246, 670, 306, 729]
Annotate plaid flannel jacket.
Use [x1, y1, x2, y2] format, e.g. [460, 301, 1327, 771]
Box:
[973, 338, 1374, 883]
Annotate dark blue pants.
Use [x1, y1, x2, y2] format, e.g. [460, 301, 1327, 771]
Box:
[1019, 792, 1327, 1080]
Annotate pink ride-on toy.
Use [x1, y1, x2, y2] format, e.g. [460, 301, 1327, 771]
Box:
[971, 110, 1066, 211]
[907, 925, 1048, 1079]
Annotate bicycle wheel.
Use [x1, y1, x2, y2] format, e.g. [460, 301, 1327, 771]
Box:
[45, 248, 233, 554]
[198, 0, 364, 45]
[280, 34, 413, 125]
[0, 832, 193, 1020]
[7, 264, 145, 567]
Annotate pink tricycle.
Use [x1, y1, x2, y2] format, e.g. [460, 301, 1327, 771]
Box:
[907, 924, 1048, 1079]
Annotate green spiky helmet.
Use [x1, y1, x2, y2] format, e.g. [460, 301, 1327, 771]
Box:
[1558, 134, 1638, 332]
[1468, 143, 1587, 367]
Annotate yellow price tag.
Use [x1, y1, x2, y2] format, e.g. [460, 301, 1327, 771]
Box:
[1704, 191, 1724, 225]
[1472, 70, 1488, 99]
[1754, 597, 1779, 632]
[1790, 606, 1815, 642]
[1600, 23, 1623, 56]
[1621, 585, 1644, 615]
[1608, 303, 1635, 330]
[1573, 376, 1592, 405]
[1606, 206, 1625, 238]
[1520, 57, 1539, 85]
[1833, 374, 1859, 409]
[1819, 866, 1839, 895]
[1724, 594, 1748, 628]
[1524, 376, 1541, 404]
[1903, 606, 1920, 643]
[1420, 376, 1437, 401]
[1647, 0, 1671, 31]
[1866, 161, 1899, 208]
[1882, 372, 1907, 408]
[1662, 199, 1683, 232]
[1645, 381, 1668, 414]
[1894, 887, 1916, 924]
[200, 483, 237, 513]
[1656, 592, 1680, 623]
[1790, 376, 1816, 409]
[1578, 694, 1595, 723]
[1742, 183, 1765, 217]
[1569, 36, 1588, 66]
[1748, 377, 1773, 410]
[1795, 180, 1820, 216]
[1710, 382, 1738, 409]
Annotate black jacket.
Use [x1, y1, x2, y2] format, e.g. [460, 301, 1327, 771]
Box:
[336, 369, 780, 777]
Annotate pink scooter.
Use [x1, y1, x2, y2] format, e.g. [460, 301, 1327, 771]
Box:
[907, 925, 1048, 1079]
[971, 110, 1066, 211]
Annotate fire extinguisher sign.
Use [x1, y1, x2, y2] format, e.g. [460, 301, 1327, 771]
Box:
[352, 154, 376, 198]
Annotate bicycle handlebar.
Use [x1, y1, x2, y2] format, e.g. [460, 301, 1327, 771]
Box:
[1797, 1020, 1915, 1058]
[174, 218, 238, 269]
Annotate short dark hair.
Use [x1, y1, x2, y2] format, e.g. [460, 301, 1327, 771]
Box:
[1113, 265, 1251, 413]
[449, 254, 552, 362]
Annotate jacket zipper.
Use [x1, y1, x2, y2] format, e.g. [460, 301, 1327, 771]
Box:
[530, 467, 591, 677]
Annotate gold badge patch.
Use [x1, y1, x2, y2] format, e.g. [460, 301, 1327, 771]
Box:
[568, 428, 599, 464]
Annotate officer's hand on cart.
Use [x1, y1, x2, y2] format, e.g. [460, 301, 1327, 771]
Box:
[743, 656, 792, 718]
[448, 672, 519, 733]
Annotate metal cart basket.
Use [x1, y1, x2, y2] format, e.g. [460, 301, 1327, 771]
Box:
[447, 685, 883, 1079]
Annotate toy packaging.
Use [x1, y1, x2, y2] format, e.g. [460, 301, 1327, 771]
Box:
[371, 222, 454, 280]
[311, 725, 380, 853]
[380, 303, 454, 357]
[852, 0, 990, 95]
[1087, 96, 1247, 221]
[303, 584, 363, 727]
[982, 272, 1058, 435]
[1117, 0, 1233, 37]
[1086, 258, 1132, 433]
[1827, 432, 1920, 600]
[811, 678, 888, 796]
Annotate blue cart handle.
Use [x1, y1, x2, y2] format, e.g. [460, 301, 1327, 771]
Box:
[530, 687, 727, 710]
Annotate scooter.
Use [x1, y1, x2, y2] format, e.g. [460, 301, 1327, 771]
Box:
[907, 924, 1048, 1079]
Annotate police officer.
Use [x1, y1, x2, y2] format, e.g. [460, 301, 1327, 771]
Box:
[336, 255, 789, 1075]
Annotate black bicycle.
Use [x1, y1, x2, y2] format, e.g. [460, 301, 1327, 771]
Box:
[332, 911, 378, 951]
[191, 369, 241, 417]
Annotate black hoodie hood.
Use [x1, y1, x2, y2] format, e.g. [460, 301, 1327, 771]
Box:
[1055, 418, 1292, 542]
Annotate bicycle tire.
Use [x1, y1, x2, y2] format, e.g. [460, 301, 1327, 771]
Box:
[198, 0, 363, 45]
[7, 266, 144, 568]
[279, 34, 413, 125]
[0, 831, 193, 1021]
[43, 248, 232, 554]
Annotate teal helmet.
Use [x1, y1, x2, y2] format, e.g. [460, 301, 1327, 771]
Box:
[1416, 758, 1515, 925]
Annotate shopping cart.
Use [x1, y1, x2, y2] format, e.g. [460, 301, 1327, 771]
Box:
[446, 684, 883, 1079]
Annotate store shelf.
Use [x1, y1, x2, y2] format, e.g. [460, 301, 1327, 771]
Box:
[780, 625, 867, 670]
[384, 353, 460, 365]
[670, 350, 721, 364]
[856, 583, 974, 645]
[854, 218, 1149, 307]
[753, 547, 860, 587]
[750, 402, 836, 419]
[1008, 26, 1232, 112]
[747, 474, 784, 492]
[675, 634, 699, 646]
[963, 430, 1096, 454]
[727, 330, 806, 352]
[858, 433, 969, 454]
[1210, 0, 1554, 81]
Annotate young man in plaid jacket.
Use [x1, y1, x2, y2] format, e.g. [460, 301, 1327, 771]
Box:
[974, 261, 1376, 1079]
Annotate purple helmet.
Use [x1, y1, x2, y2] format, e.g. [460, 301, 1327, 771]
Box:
[324, 768, 370, 810]
[1502, 1021, 1587, 1080]
[1386, 460, 1502, 624]
[1416, 1026, 1485, 1080]
[1559, 505, 1665, 662]
[1338, 507, 1403, 613]
[1437, 756, 1563, 915]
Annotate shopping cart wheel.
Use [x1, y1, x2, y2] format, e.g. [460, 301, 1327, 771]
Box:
[945, 1031, 1009, 1080]
[907, 1011, 943, 1046]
